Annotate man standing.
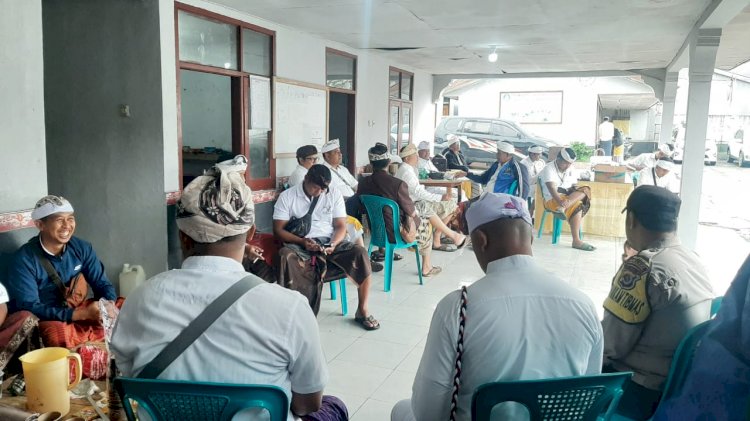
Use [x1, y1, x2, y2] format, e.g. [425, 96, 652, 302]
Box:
[637, 159, 680, 194]
[539, 147, 595, 251]
[5, 195, 118, 348]
[599, 116, 615, 156]
[111, 158, 347, 421]
[289, 145, 319, 187]
[391, 193, 603, 421]
[603, 186, 713, 420]
[466, 141, 530, 199]
[274, 165, 379, 330]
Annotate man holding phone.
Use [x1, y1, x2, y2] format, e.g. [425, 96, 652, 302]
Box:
[273, 165, 379, 330]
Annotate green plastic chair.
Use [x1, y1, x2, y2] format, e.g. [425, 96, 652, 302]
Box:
[359, 194, 423, 292]
[114, 378, 289, 421]
[710, 296, 723, 317]
[472, 372, 632, 421]
[328, 278, 348, 316]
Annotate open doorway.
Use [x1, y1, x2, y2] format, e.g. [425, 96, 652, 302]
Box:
[328, 91, 356, 172]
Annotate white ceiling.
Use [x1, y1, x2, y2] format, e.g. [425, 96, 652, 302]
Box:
[599, 94, 659, 110]
[716, 4, 750, 70]
[207, 0, 750, 75]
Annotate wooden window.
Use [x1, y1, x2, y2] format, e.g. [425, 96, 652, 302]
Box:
[326, 49, 356, 91]
[388, 67, 413, 101]
[388, 67, 413, 152]
[175, 3, 276, 190]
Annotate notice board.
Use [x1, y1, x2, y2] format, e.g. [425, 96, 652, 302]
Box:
[273, 79, 327, 157]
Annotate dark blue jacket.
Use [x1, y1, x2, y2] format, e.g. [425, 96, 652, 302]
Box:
[5, 236, 116, 322]
[467, 158, 531, 199]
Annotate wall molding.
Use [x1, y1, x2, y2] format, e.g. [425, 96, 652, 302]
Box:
[0, 210, 34, 233]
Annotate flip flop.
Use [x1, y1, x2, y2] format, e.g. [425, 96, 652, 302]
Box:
[456, 236, 468, 249]
[422, 266, 442, 277]
[432, 244, 458, 252]
[573, 243, 596, 251]
[354, 314, 380, 331]
[441, 237, 455, 245]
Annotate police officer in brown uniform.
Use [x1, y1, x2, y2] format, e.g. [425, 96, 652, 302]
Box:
[602, 185, 714, 420]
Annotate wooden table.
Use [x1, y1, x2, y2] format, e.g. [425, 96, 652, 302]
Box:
[419, 178, 472, 202]
[534, 180, 633, 238]
[0, 380, 108, 420]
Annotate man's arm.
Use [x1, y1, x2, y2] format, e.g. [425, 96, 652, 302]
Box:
[602, 311, 644, 364]
[545, 181, 567, 208]
[288, 296, 329, 416]
[0, 303, 7, 327]
[466, 162, 496, 184]
[446, 152, 469, 172]
[515, 161, 531, 199]
[5, 251, 76, 322]
[291, 391, 323, 416]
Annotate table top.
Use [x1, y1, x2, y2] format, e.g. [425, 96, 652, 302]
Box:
[419, 178, 469, 186]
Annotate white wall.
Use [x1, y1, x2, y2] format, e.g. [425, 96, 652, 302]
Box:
[630, 110, 649, 140]
[160, 0, 180, 193]
[0, 0, 47, 212]
[168, 0, 435, 181]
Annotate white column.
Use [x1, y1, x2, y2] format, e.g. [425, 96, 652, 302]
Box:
[678, 29, 721, 250]
[659, 72, 679, 144]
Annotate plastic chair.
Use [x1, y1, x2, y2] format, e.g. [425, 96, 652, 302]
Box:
[472, 372, 632, 421]
[328, 278, 348, 316]
[536, 184, 582, 244]
[114, 378, 289, 421]
[710, 296, 723, 317]
[359, 195, 423, 292]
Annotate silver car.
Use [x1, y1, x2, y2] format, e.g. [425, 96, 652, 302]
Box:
[434, 117, 562, 156]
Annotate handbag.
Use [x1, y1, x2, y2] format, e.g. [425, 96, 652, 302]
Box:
[35, 247, 88, 308]
[449, 286, 469, 421]
[138, 274, 264, 379]
[285, 195, 320, 238]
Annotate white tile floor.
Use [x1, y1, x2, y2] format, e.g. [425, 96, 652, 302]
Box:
[316, 233, 625, 420]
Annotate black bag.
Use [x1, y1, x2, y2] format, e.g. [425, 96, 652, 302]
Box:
[613, 128, 624, 147]
[432, 155, 448, 172]
[284, 195, 320, 237]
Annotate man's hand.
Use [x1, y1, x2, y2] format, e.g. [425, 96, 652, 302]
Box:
[559, 199, 571, 210]
[244, 244, 264, 261]
[322, 245, 336, 255]
[72, 301, 100, 322]
[456, 170, 467, 177]
[441, 192, 453, 201]
[303, 238, 321, 252]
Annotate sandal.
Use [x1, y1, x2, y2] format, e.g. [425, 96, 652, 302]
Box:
[456, 235, 468, 249]
[441, 237, 455, 245]
[371, 261, 384, 272]
[573, 242, 596, 251]
[354, 314, 380, 331]
[371, 251, 403, 262]
[422, 266, 442, 277]
[432, 244, 458, 252]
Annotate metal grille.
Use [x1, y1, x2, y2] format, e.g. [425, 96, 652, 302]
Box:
[150, 393, 229, 421]
[537, 387, 605, 420]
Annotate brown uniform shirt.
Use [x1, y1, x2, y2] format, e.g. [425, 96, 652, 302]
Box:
[355, 169, 419, 243]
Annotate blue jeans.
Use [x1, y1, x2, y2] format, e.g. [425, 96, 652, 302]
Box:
[599, 140, 613, 156]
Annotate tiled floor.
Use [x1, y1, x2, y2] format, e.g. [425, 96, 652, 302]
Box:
[316, 233, 625, 420]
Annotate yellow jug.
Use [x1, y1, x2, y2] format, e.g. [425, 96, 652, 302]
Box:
[19, 347, 82, 415]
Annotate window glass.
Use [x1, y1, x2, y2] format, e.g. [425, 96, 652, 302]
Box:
[389, 70, 400, 98]
[242, 29, 271, 76]
[463, 120, 491, 134]
[401, 74, 412, 100]
[178, 11, 238, 70]
[492, 123, 518, 137]
[444, 118, 461, 131]
[326, 52, 355, 90]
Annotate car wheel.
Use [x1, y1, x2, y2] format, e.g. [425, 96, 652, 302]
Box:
[728, 154, 735, 163]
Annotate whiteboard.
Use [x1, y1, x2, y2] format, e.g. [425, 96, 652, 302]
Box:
[274, 80, 327, 156]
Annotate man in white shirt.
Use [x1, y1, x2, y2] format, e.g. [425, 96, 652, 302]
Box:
[627, 144, 672, 171]
[321, 139, 358, 198]
[391, 192, 603, 421]
[274, 165, 379, 330]
[539, 147, 595, 251]
[396, 143, 467, 252]
[520, 145, 547, 217]
[111, 157, 348, 421]
[599, 116, 615, 156]
[637, 159, 680, 194]
[417, 141, 463, 198]
[288, 145, 319, 187]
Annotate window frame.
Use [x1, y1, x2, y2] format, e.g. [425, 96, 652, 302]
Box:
[325, 47, 357, 93]
[175, 2, 276, 191]
[387, 67, 414, 150]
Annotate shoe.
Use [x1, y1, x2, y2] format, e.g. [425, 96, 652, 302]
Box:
[371, 261, 384, 272]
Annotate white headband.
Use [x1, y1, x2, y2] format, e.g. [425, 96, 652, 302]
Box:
[31, 196, 75, 220]
[497, 141, 515, 154]
[560, 148, 576, 163]
[322, 139, 340, 153]
[656, 160, 674, 171]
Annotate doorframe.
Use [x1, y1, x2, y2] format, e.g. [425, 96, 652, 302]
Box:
[325, 47, 357, 173]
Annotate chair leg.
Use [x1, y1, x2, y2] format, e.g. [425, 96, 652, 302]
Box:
[537, 211, 547, 239]
[414, 245, 423, 285]
[552, 218, 562, 245]
[329, 281, 337, 300]
[384, 244, 394, 292]
[339, 278, 348, 316]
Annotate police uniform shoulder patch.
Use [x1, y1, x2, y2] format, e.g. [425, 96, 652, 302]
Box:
[603, 255, 652, 324]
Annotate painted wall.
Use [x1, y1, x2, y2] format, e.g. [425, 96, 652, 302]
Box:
[43, 0, 168, 287]
[0, 0, 47, 213]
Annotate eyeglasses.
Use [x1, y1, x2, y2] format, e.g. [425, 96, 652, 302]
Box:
[304, 157, 319, 162]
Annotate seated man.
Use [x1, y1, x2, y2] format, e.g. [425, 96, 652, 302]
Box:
[5, 195, 119, 348]
[637, 158, 679, 194]
[274, 165, 379, 330]
[654, 253, 750, 420]
[397, 144, 467, 252]
[539, 147, 595, 251]
[391, 193, 603, 421]
[417, 141, 465, 197]
[111, 159, 347, 421]
[443, 135, 469, 173]
[288, 144, 319, 187]
[627, 144, 672, 171]
[466, 141, 530, 199]
[321, 138, 358, 209]
[356, 143, 440, 277]
[603, 186, 714, 420]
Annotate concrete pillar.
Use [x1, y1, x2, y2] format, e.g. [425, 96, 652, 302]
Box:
[659, 72, 679, 144]
[678, 29, 721, 250]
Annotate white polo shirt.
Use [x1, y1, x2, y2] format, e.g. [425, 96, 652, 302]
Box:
[539, 161, 578, 201]
[273, 183, 346, 239]
[323, 161, 358, 198]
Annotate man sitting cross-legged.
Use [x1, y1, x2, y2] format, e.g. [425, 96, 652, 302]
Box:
[111, 157, 348, 421]
[274, 164, 380, 330]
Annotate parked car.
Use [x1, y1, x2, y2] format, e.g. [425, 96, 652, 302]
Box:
[727, 127, 749, 167]
[672, 139, 717, 166]
[434, 117, 563, 156]
[439, 135, 526, 167]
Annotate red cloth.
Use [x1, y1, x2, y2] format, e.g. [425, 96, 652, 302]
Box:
[38, 298, 124, 349]
[247, 233, 282, 266]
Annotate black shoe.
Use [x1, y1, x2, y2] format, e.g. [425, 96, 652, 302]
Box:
[371, 261, 384, 272]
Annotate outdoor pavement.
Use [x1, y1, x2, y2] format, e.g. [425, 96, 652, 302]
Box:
[315, 159, 750, 420]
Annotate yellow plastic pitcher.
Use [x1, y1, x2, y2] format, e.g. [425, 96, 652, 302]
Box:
[19, 347, 82, 415]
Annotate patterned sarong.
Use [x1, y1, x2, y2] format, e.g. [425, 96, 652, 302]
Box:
[0, 311, 40, 373]
[543, 186, 592, 220]
[39, 297, 124, 348]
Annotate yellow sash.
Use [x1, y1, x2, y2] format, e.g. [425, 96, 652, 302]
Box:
[604, 255, 652, 324]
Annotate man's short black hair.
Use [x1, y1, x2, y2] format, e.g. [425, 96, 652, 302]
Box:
[369, 143, 390, 171]
[305, 164, 332, 189]
[296, 145, 318, 162]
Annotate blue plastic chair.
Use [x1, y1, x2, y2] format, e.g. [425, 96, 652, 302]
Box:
[359, 195, 423, 292]
[537, 184, 582, 244]
[472, 372, 632, 421]
[328, 278, 348, 316]
[114, 378, 289, 421]
[710, 296, 723, 317]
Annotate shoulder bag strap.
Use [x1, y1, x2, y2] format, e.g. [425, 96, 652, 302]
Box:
[306, 195, 320, 217]
[330, 167, 356, 189]
[449, 285, 469, 421]
[33, 247, 68, 305]
[652, 168, 658, 186]
[137, 274, 265, 379]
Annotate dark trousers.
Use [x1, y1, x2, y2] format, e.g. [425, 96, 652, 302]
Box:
[599, 139, 613, 156]
[604, 365, 662, 420]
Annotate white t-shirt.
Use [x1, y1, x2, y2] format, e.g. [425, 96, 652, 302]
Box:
[288, 165, 308, 187]
[273, 183, 347, 239]
[0, 283, 9, 304]
[111, 256, 328, 421]
[538, 161, 578, 201]
[599, 121, 615, 141]
[395, 162, 442, 203]
[638, 167, 680, 193]
[418, 157, 438, 173]
[323, 162, 357, 198]
[520, 156, 546, 185]
[408, 256, 603, 421]
[627, 153, 658, 170]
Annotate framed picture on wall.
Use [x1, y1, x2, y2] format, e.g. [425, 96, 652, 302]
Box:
[499, 91, 563, 124]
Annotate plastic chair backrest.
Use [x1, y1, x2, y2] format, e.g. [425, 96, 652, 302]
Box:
[115, 378, 289, 421]
[659, 319, 712, 403]
[710, 296, 723, 317]
[471, 372, 631, 421]
[508, 180, 519, 196]
[359, 195, 408, 248]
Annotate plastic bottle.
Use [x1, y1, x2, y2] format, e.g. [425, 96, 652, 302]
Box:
[118, 264, 145, 297]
